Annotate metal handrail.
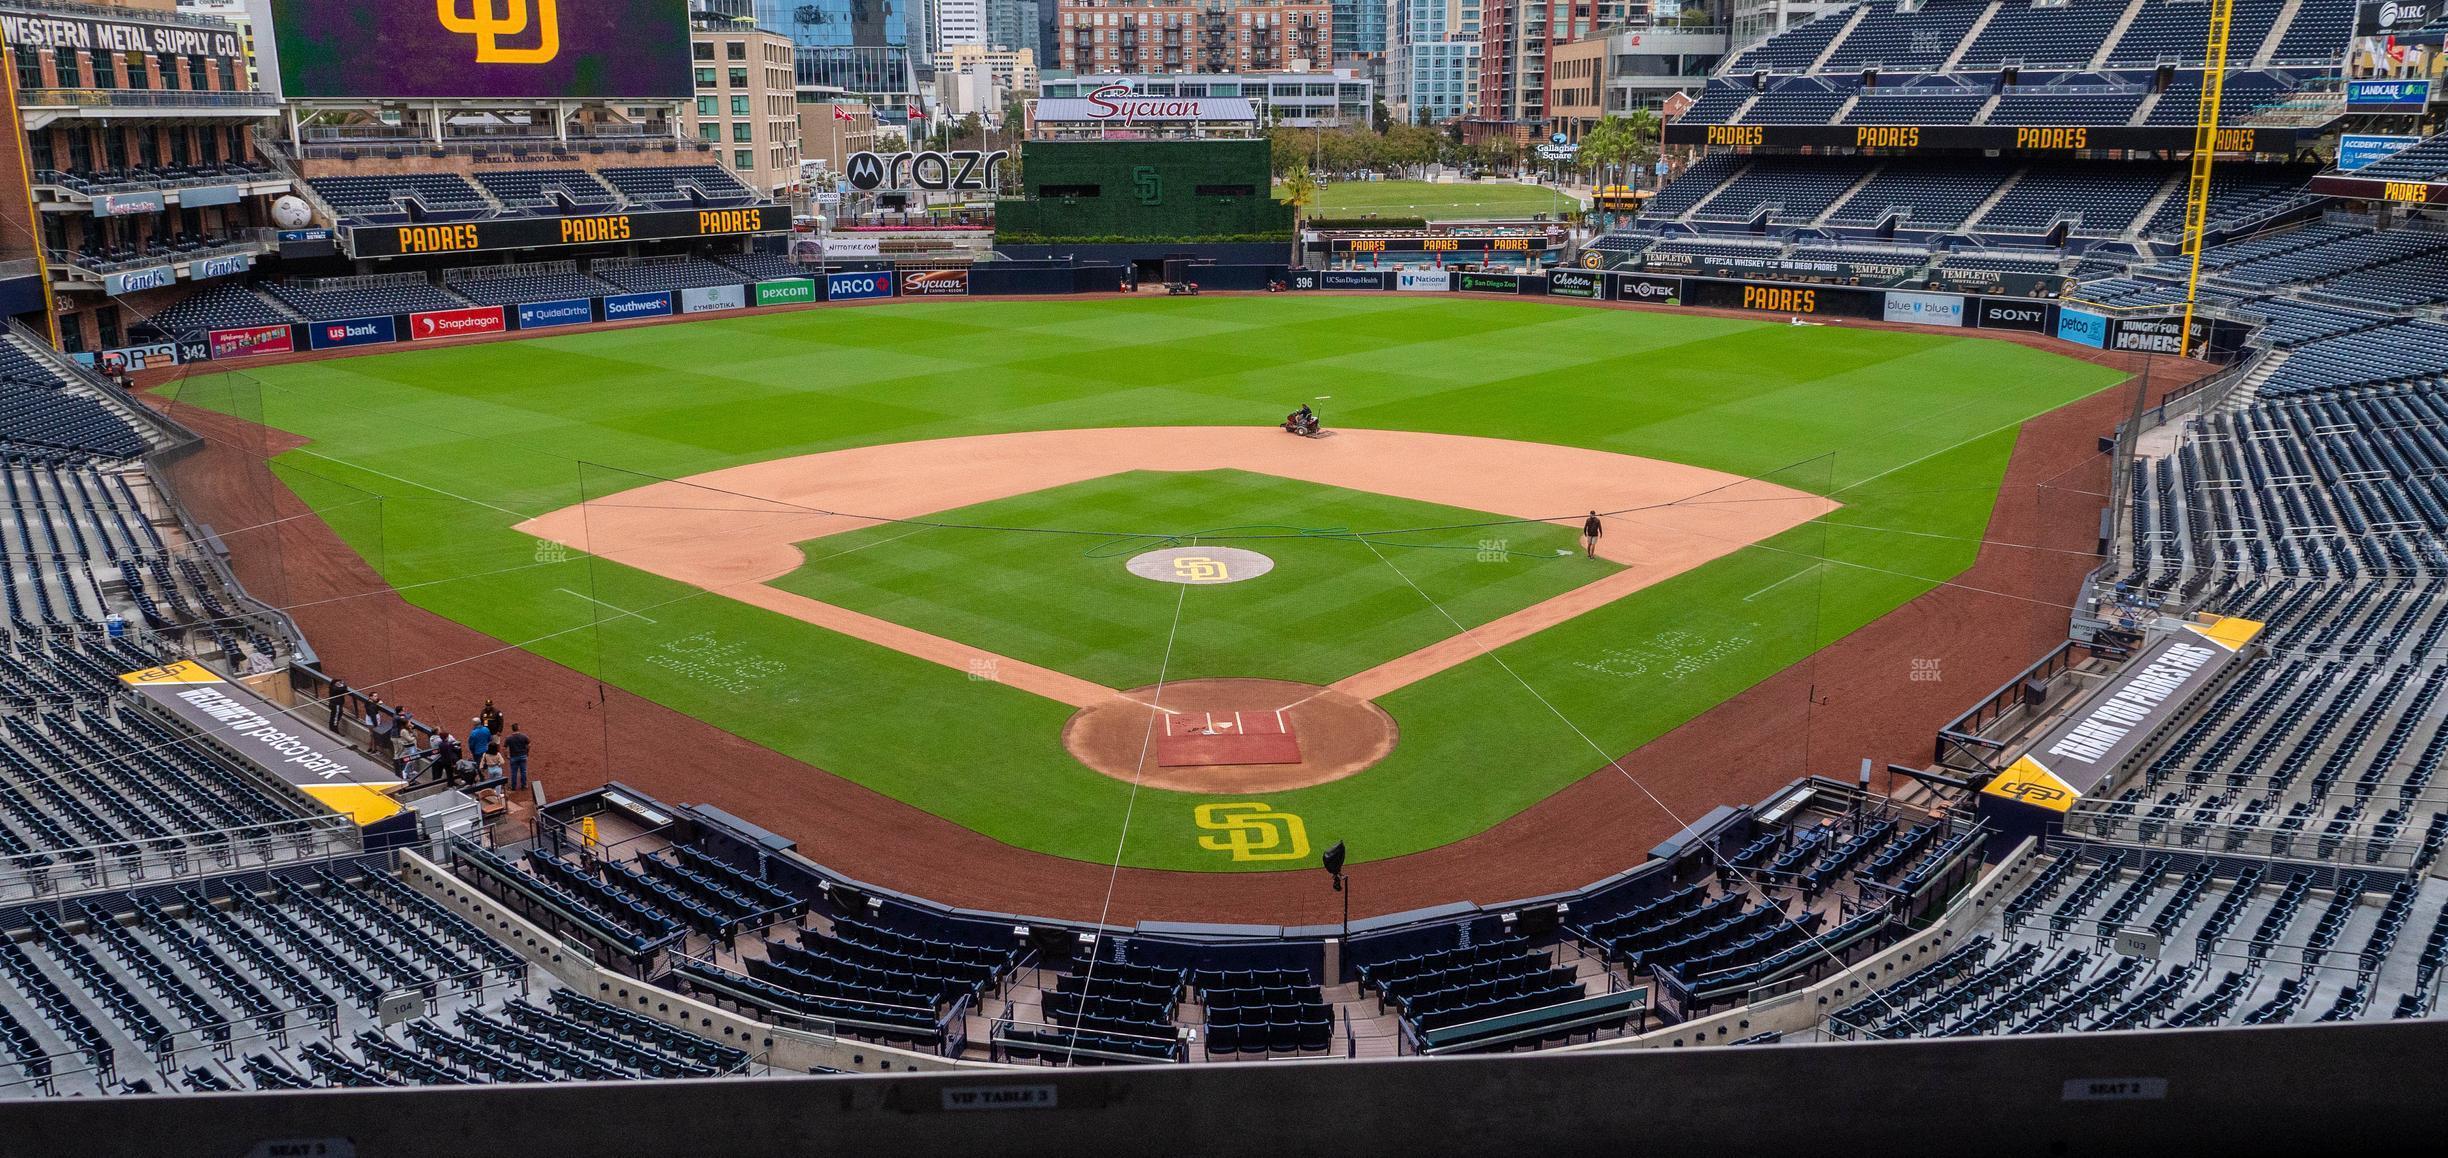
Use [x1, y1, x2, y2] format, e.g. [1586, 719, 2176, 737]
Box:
[32, 166, 282, 195]
[19, 88, 279, 110]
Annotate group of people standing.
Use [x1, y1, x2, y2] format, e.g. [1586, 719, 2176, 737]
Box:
[342, 685, 532, 793]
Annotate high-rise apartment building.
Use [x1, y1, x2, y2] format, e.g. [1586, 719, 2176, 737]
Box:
[1054, 1, 1332, 75]
[1386, 0, 1479, 124]
[1470, 0, 1635, 140]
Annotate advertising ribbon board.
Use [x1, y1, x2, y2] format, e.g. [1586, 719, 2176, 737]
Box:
[408, 305, 507, 341]
[1612, 274, 1684, 305]
[208, 324, 294, 359]
[753, 279, 818, 306]
[307, 315, 397, 350]
[1319, 270, 1388, 290]
[680, 284, 748, 314]
[602, 291, 673, 321]
[1455, 271, 1520, 294]
[516, 298, 594, 329]
[1547, 269, 1603, 299]
[900, 269, 972, 296]
[1975, 299, 2052, 332]
[1883, 291, 1966, 328]
[825, 271, 895, 301]
[2056, 307, 2110, 349]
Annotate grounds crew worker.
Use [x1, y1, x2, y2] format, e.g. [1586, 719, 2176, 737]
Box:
[1583, 511, 1604, 559]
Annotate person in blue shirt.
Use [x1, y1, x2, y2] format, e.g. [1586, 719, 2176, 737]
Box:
[466, 718, 493, 772]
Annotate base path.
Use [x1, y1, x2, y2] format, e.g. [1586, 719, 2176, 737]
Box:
[517, 426, 1835, 707]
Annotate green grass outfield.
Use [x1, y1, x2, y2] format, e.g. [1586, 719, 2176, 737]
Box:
[773, 470, 1609, 689]
[171, 295, 2125, 871]
[1287, 179, 1584, 220]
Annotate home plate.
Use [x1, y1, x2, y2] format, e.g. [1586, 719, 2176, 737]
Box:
[1156, 709, 1303, 767]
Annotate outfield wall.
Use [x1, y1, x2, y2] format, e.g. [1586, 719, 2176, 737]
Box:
[130, 260, 2247, 372]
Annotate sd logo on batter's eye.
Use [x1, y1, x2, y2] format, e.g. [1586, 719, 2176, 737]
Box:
[1172, 556, 1230, 583]
[1998, 781, 2070, 806]
[1194, 802, 1310, 862]
[438, 0, 562, 65]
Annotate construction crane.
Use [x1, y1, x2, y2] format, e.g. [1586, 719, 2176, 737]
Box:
[2177, 0, 2237, 359]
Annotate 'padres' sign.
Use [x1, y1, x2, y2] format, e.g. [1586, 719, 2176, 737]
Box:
[438, 0, 559, 64]
[1195, 802, 1309, 862]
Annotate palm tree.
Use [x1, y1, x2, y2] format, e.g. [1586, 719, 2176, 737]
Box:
[1281, 164, 1319, 269]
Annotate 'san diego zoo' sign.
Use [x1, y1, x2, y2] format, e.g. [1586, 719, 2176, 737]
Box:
[844, 150, 1008, 193]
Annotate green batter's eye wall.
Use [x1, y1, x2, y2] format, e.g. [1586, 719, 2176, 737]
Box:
[996, 138, 1296, 245]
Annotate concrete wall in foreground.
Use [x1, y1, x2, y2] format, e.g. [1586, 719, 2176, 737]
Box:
[1, 1014, 2442, 1157]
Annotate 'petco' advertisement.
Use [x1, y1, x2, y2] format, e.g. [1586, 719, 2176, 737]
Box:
[308, 315, 397, 350]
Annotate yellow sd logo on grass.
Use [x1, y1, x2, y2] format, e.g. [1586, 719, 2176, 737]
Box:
[439, 0, 561, 65]
[1172, 556, 1231, 582]
[1194, 802, 1309, 862]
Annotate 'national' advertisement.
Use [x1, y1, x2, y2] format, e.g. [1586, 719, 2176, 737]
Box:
[1396, 268, 1451, 292]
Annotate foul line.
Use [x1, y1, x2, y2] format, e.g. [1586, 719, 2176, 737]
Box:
[555, 588, 658, 624]
[1744, 562, 1825, 603]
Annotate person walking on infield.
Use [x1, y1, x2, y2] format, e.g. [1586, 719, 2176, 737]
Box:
[1582, 511, 1604, 559]
[503, 724, 530, 792]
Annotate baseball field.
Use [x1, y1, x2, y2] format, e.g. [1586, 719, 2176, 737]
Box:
[161, 294, 2126, 876]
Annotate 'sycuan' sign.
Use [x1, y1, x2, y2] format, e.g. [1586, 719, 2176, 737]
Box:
[1034, 85, 1259, 124]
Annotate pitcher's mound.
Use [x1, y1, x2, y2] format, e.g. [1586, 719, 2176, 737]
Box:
[1062, 678, 1398, 792]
